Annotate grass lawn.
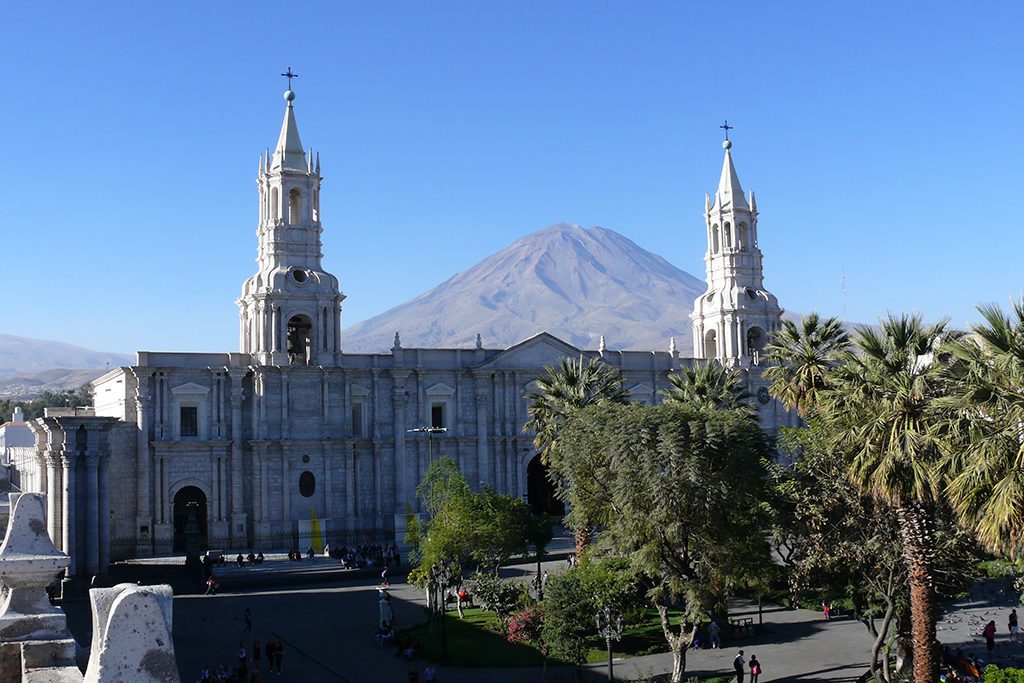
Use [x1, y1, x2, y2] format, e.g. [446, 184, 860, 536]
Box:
[403, 607, 686, 667]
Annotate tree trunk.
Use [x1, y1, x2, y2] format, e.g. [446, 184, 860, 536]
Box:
[573, 526, 591, 556]
[898, 504, 937, 683]
[655, 603, 691, 683]
[869, 597, 896, 683]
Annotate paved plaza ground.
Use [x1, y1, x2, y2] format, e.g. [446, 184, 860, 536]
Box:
[60, 547, 1024, 682]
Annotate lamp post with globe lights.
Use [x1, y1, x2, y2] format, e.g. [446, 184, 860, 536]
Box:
[595, 605, 624, 682]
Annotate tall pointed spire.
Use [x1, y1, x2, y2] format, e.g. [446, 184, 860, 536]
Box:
[713, 140, 749, 210]
[271, 89, 306, 172]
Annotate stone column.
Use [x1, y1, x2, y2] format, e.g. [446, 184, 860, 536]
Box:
[322, 443, 332, 524]
[60, 451, 77, 576]
[345, 445, 356, 536]
[281, 449, 290, 521]
[280, 369, 290, 440]
[86, 451, 101, 577]
[229, 378, 247, 542]
[99, 451, 110, 572]
[474, 384, 489, 490]
[132, 373, 153, 553]
[392, 372, 408, 509]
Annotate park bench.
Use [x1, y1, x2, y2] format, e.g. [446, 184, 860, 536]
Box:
[729, 616, 754, 638]
[204, 550, 226, 563]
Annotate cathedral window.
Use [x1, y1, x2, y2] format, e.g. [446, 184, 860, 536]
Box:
[724, 222, 732, 249]
[271, 187, 279, 222]
[180, 406, 199, 437]
[431, 403, 446, 429]
[712, 224, 719, 253]
[289, 189, 302, 224]
[738, 222, 747, 250]
[747, 327, 766, 365]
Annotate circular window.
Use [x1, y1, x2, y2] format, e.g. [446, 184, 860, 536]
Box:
[291, 269, 308, 284]
[301, 454, 310, 463]
[746, 288, 757, 301]
[299, 471, 316, 497]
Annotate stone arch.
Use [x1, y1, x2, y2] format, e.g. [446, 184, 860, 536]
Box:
[704, 329, 718, 360]
[271, 187, 279, 222]
[169, 479, 211, 553]
[747, 326, 766, 363]
[287, 314, 313, 365]
[712, 224, 719, 253]
[738, 222, 747, 250]
[724, 222, 732, 249]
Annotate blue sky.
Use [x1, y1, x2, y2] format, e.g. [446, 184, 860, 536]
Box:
[4, 2, 1021, 353]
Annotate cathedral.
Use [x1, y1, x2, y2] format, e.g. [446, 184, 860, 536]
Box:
[22, 87, 795, 574]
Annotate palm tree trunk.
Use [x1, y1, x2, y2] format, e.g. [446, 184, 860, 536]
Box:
[898, 504, 937, 683]
[573, 525, 591, 556]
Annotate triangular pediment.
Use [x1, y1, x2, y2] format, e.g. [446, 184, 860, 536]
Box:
[170, 382, 210, 396]
[479, 332, 591, 371]
[425, 382, 455, 397]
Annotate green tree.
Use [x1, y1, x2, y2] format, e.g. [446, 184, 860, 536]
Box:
[941, 297, 1024, 556]
[819, 314, 958, 683]
[762, 313, 850, 415]
[560, 402, 772, 682]
[523, 355, 628, 552]
[661, 361, 754, 415]
[541, 569, 596, 679]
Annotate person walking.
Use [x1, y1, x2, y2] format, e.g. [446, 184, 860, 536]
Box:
[708, 620, 721, 649]
[264, 640, 276, 675]
[733, 650, 746, 683]
[984, 620, 997, 653]
[273, 638, 284, 675]
[749, 654, 762, 683]
[1010, 609, 1019, 643]
[244, 608, 252, 633]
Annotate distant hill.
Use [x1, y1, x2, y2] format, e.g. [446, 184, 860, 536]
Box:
[0, 335, 132, 398]
[343, 223, 708, 353]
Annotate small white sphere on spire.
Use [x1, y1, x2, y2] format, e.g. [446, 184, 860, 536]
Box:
[722, 139, 732, 150]
[284, 89, 296, 102]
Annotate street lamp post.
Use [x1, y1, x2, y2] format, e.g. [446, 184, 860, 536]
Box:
[406, 426, 447, 464]
[595, 606, 623, 682]
[429, 562, 452, 662]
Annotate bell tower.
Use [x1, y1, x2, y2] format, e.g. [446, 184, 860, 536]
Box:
[690, 132, 782, 367]
[238, 83, 345, 366]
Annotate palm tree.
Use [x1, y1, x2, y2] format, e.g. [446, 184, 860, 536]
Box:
[523, 355, 629, 466]
[763, 313, 850, 415]
[661, 361, 755, 415]
[523, 355, 628, 553]
[942, 297, 1024, 556]
[821, 314, 954, 683]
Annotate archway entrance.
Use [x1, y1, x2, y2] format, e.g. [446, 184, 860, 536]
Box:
[527, 455, 564, 516]
[172, 486, 208, 553]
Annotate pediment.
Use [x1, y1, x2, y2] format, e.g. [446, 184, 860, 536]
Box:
[170, 382, 210, 396]
[479, 332, 589, 371]
[425, 382, 455, 397]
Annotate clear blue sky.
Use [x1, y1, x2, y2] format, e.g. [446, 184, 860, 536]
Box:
[4, 2, 1021, 353]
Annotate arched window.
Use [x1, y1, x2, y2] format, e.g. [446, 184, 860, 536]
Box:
[287, 315, 313, 365]
[299, 471, 316, 498]
[712, 224, 720, 254]
[724, 222, 732, 249]
[271, 187, 279, 222]
[704, 329, 718, 360]
[737, 222, 747, 250]
[747, 326, 766, 364]
[288, 189, 302, 224]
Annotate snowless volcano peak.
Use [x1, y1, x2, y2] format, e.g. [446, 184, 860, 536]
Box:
[343, 223, 705, 353]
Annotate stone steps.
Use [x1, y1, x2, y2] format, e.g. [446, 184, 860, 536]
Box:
[21, 666, 83, 682]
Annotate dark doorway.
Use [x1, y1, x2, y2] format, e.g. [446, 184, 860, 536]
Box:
[527, 454, 564, 516]
[173, 486, 209, 553]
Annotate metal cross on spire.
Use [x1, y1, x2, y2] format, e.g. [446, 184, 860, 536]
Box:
[281, 67, 299, 89]
[720, 120, 733, 141]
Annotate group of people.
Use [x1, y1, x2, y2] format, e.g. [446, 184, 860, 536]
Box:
[732, 650, 763, 683]
[197, 637, 284, 682]
[335, 541, 402, 569]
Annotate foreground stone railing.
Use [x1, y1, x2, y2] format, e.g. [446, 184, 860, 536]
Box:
[0, 493, 180, 682]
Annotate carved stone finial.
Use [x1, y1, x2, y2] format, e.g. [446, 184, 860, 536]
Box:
[393, 332, 402, 349]
[598, 335, 607, 353]
[475, 333, 482, 350]
[669, 337, 678, 355]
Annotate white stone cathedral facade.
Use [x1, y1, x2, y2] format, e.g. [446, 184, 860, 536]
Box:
[22, 90, 795, 571]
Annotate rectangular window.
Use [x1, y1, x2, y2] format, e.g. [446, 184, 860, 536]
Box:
[351, 402, 364, 437]
[180, 406, 198, 438]
[431, 403, 445, 429]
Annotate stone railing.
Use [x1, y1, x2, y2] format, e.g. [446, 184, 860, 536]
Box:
[0, 493, 180, 682]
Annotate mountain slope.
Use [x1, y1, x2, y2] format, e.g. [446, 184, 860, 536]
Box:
[343, 223, 707, 353]
[0, 334, 132, 377]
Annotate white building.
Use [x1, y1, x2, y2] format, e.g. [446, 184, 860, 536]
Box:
[22, 88, 794, 573]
